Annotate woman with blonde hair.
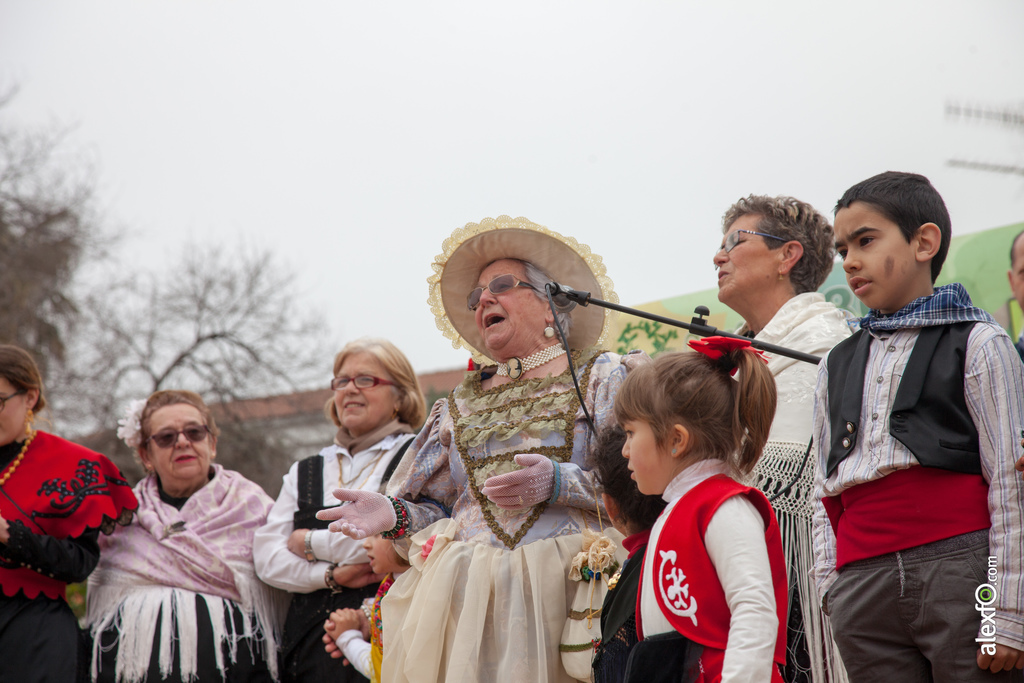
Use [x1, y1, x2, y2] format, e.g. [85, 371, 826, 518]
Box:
[254, 338, 426, 683]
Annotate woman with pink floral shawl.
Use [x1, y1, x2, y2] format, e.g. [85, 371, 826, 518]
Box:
[85, 391, 287, 683]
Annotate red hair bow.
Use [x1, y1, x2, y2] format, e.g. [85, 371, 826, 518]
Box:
[687, 336, 768, 376]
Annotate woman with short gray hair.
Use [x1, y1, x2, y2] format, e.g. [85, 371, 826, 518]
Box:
[714, 194, 853, 683]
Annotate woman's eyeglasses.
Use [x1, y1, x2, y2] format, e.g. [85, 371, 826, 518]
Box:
[331, 375, 395, 391]
[718, 229, 788, 254]
[0, 389, 26, 415]
[146, 425, 212, 449]
[467, 274, 536, 311]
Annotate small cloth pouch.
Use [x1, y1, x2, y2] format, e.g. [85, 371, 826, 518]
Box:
[559, 527, 622, 681]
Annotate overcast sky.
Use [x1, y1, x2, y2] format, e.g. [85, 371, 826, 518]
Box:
[3, 1, 1023, 378]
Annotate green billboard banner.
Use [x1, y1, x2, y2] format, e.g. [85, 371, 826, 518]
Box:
[613, 221, 1024, 356]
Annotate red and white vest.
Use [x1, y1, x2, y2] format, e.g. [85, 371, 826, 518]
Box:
[637, 474, 787, 683]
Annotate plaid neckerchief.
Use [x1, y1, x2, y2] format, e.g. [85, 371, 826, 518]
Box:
[859, 283, 995, 332]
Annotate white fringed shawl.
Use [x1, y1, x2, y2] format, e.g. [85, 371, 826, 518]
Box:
[742, 293, 853, 683]
[86, 466, 289, 682]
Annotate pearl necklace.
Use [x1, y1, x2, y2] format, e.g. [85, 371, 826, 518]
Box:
[0, 430, 36, 487]
[496, 344, 565, 380]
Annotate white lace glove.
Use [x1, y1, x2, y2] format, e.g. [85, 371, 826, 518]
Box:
[316, 489, 398, 540]
[481, 454, 556, 510]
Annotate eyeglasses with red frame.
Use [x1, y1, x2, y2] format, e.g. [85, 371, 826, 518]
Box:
[330, 375, 395, 391]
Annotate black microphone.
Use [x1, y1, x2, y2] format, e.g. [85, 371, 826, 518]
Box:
[545, 281, 591, 306]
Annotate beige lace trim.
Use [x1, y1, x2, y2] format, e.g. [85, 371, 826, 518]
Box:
[450, 349, 600, 549]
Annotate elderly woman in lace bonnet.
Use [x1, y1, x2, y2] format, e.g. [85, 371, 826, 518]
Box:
[86, 390, 287, 683]
[712, 195, 853, 683]
[319, 216, 643, 682]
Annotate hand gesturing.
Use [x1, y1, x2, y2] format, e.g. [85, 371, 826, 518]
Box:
[316, 489, 397, 539]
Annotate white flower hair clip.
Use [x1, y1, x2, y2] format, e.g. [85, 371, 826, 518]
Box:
[116, 398, 149, 449]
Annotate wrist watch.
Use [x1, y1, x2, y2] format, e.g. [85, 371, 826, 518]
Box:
[304, 530, 316, 563]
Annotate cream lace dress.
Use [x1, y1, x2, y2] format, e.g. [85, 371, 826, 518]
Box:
[382, 348, 637, 683]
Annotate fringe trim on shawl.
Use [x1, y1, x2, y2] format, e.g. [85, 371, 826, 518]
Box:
[777, 508, 850, 683]
[749, 440, 849, 683]
[86, 565, 288, 683]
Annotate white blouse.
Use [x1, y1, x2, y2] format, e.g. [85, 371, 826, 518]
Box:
[253, 433, 413, 593]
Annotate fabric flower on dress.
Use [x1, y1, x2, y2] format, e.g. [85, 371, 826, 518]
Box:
[569, 528, 618, 582]
[421, 534, 437, 560]
[586, 532, 617, 573]
[569, 552, 587, 581]
[116, 399, 148, 449]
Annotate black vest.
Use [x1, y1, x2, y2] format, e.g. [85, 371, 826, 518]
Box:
[825, 322, 980, 478]
[292, 437, 413, 529]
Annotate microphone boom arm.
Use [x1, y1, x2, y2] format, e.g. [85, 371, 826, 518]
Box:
[547, 283, 821, 366]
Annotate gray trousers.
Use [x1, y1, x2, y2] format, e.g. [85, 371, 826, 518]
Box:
[824, 529, 1018, 682]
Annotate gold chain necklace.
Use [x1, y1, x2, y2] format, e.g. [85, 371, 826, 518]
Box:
[337, 451, 383, 489]
[0, 429, 37, 487]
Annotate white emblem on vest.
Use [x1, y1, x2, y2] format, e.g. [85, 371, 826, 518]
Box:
[658, 549, 698, 626]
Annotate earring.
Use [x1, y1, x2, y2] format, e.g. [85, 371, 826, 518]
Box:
[544, 326, 555, 338]
[24, 408, 34, 436]
[778, 272, 784, 281]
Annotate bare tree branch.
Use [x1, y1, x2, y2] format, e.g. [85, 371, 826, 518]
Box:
[0, 95, 101, 373]
[53, 244, 332, 493]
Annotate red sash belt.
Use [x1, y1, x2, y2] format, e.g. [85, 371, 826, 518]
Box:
[822, 466, 989, 569]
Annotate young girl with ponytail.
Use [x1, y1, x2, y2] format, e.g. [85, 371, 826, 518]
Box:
[614, 337, 788, 683]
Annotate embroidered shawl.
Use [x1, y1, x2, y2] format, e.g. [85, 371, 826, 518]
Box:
[0, 431, 137, 600]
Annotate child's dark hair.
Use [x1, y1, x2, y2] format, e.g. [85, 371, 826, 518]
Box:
[592, 426, 667, 531]
[834, 171, 951, 283]
[614, 349, 777, 475]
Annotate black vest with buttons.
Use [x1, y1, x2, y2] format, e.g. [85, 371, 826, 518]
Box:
[825, 322, 980, 478]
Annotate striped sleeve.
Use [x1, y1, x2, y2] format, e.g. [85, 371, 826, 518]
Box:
[965, 323, 1024, 651]
[810, 353, 839, 599]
